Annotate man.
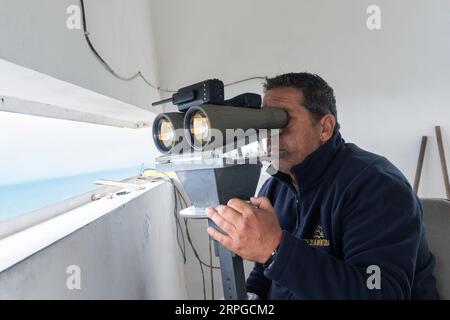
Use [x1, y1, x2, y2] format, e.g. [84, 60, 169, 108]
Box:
[206, 72, 439, 299]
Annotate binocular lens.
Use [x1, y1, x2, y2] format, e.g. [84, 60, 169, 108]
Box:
[157, 119, 175, 149]
[189, 110, 211, 146]
[152, 112, 186, 153]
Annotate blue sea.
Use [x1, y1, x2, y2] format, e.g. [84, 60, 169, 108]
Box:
[0, 167, 143, 222]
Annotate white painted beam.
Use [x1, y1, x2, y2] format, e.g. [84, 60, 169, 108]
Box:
[0, 58, 155, 128]
[0, 95, 144, 128]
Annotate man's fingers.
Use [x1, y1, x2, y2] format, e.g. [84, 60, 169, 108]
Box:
[227, 198, 255, 217]
[207, 227, 232, 249]
[249, 197, 262, 207]
[216, 204, 241, 226]
[250, 196, 272, 211]
[206, 207, 236, 235]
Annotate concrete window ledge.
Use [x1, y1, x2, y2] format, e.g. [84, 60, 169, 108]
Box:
[0, 179, 164, 273]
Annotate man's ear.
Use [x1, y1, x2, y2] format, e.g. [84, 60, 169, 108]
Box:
[319, 114, 336, 142]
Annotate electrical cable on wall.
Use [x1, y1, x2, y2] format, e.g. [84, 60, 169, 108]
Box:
[143, 169, 220, 299]
[150, 170, 187, 263]
[79, 0, 173, 92]
[79, 0, 266, 94]
[172, 182, 187, 263]
[209, 238, 215, 300]
[142, 168, 222, 274]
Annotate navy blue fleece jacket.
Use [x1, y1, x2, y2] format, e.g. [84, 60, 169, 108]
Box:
[246, 132, 439, 299]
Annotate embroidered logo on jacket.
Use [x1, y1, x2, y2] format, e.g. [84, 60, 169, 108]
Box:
[304, 225, 330, 247]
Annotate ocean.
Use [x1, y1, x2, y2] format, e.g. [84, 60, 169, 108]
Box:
[0, 167, 143, 222]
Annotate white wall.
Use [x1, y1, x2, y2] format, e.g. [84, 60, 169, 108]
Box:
[0, 182, 188, 299]
[0, 0, 161, 111]
[0, 0, 163, 184]
[150, 0, 450, 198]
[0, 0, 183, 300]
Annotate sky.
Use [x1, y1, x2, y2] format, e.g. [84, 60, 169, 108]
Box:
[0, 111, 160, 186]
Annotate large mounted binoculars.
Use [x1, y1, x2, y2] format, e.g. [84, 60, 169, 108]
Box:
[151, 78, 288, 300]
[152, 79, 289, 154]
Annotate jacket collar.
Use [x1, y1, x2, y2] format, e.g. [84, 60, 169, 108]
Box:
[269, 131, 344, 193]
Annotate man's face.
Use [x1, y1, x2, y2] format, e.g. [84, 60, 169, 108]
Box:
[263, 87, 324, 174]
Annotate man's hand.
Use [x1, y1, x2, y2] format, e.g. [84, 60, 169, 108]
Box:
[206, 197, 282, 264]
